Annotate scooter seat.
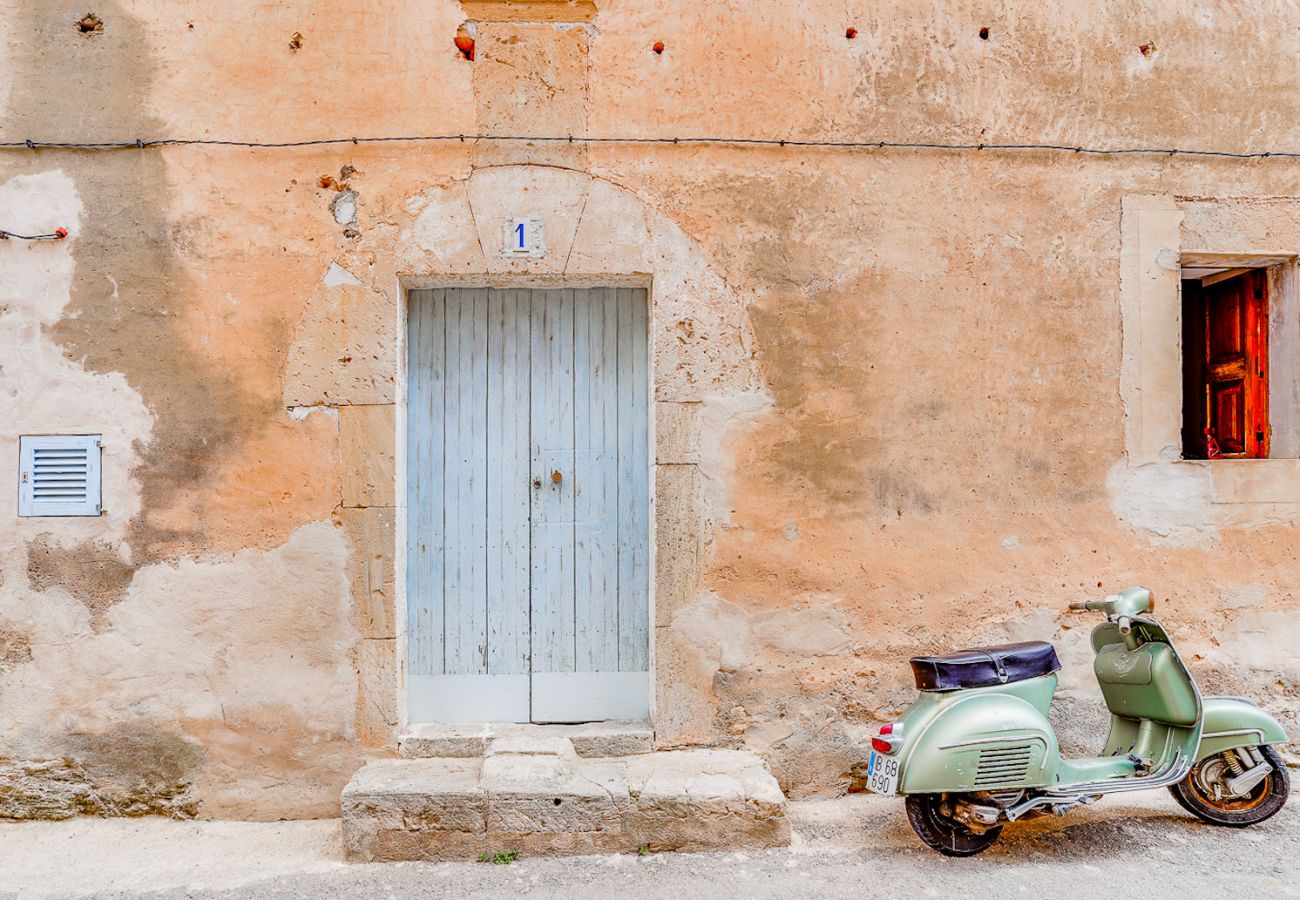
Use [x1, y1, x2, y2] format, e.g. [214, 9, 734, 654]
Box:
[910, 641, 1060, 691]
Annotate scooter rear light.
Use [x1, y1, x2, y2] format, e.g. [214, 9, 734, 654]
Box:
[872, 722, 903, 754]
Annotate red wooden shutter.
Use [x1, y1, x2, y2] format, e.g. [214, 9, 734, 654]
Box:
[1201, 270, 1269, 459]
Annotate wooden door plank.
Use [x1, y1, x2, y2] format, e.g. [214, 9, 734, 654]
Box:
[406, 289, 445, 676]
[617, 288, 650, 673]
[1246, 269, 1270, 458]
[530, 289, 576, 675]
[487, 288, 532, 675]
[444, 288, 490, 674]
[573, 289, 620, 672]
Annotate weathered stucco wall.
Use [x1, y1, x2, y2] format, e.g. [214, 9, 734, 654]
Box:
[1, 0, 1299, 815]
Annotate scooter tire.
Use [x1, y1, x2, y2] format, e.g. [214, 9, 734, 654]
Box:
[904, 794, 1002, 857]
[1166, 782, 1200, 816]
[1170, 745, 1290, 827]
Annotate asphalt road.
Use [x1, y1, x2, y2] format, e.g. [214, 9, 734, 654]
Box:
[1, 791, 1296, 899]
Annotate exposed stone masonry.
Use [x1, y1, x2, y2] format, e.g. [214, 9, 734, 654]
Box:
[342, 732, 788, 861]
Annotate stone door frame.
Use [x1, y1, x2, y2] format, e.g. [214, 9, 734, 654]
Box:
[303, 165, 763, 750]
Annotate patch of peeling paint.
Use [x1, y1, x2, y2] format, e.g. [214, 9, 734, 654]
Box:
[0, 522, 360, 819]
[322, 262, 363, 288]
[1106, 461, 1219, 547]
[0, 170, 154, 553]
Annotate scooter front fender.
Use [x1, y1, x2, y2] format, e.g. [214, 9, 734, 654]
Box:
[1197, 696, 1287, 763]
[898, 692, 1059, 794]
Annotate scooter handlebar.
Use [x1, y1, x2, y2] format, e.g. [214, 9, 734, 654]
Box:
[1068, 588, 1155, 619]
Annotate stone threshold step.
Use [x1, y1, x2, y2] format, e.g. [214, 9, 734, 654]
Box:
[342, 742, 789, 861]
[398, 720, 653, 759]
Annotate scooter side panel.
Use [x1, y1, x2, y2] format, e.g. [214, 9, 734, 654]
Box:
[898, 691, 1059, 794]
[1197, 696, 1287, 762]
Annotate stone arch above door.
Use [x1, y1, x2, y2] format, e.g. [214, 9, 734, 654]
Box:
[286, 165, 761, 406]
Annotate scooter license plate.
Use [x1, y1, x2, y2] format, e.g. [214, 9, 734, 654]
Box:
[866, 751, 899, 796]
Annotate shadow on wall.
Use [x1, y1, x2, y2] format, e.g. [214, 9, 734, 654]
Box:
[0, 1, 273, 818]
[6, 1, 268, 575]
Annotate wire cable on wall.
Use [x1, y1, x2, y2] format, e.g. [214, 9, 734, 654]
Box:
[1, 134, 1298, 160]
[0, 228, 67, 240]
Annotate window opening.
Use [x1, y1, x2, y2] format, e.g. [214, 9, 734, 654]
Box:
[1181, 268, 1269, 459]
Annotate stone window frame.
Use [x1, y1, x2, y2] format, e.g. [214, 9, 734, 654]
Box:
[1119, 194, 1300, 505]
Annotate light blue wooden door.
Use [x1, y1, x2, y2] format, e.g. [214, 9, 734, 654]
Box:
[407, 287, 649, 723]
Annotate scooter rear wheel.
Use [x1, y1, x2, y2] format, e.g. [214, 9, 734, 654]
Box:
[904, 794, 1002, 857]
[1169, 746, 1290, 827]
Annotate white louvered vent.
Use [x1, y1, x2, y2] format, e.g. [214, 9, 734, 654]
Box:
[18, 435, 102, 517]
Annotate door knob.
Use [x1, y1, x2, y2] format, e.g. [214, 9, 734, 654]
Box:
[551, 470, 563, 484]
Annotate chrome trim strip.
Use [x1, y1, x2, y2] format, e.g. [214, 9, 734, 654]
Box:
[938, 734, 1050, 753]
[1003, 750, 1192, 821]
[1042, 749, 1190, 797]
[1202, 728, 1265, 741]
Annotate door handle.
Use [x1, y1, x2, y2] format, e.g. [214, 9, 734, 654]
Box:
[551, 470, 563, 484]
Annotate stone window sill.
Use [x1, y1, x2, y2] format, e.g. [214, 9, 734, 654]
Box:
[1170, 458, 1300, 504]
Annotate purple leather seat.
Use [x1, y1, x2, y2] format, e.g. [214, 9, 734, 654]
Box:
[910, 641, 1060, 691]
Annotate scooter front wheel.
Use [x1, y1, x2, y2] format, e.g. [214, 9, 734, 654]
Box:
[904, 794, 1002, 857]
[1169, 746, 1290, 827]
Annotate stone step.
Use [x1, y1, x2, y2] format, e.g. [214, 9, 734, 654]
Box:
[342, 740, 789, 861]
[397, 720, 654, 760]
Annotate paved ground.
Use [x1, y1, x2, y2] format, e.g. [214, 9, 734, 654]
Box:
[0, 791, 1296, 899]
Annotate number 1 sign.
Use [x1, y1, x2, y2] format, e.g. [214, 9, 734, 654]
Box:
[503, 216, 546, 258]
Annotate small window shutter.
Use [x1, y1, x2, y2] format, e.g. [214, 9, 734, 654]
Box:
[1194, 270, 1269, 459]
[18, 435, 102, 517]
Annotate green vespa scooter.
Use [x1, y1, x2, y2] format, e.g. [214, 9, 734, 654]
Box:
[865, 586, 1290, 856]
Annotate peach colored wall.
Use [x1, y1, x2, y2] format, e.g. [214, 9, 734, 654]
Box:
[0, 0, 1298, 815]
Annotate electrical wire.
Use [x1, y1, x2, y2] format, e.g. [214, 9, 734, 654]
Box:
[3, 132, 1291, 241]
[0, 228, 67, 240]
[0, 134, 1297, 159]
